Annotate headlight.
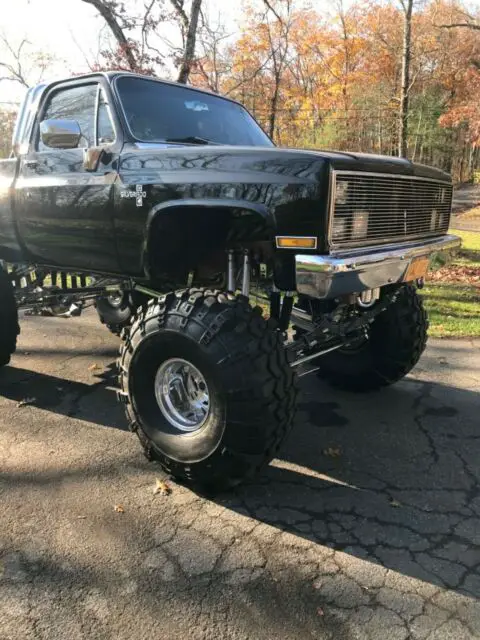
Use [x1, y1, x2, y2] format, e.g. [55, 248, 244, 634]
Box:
[332, 217, 347, 240]
[335, 180, 349, 205]
[352, 210, 369, 239]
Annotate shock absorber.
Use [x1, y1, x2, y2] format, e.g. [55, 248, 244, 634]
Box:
[270, 284, 281, 321]
[241, 250, 250, 297]
[279, 291, 294, 332]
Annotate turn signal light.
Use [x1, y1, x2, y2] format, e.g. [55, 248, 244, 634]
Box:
[276, 236, 317, 249]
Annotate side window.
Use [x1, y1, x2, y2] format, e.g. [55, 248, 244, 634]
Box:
[37, 84, 98, 151]
[97, 90, 115, 145]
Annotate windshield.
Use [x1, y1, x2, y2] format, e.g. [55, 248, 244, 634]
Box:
[116, 76, 273, 147]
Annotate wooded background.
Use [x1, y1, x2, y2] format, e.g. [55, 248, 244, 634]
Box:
[1, 0, 480, 182]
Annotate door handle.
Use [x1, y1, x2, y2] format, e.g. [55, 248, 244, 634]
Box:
[24, 159, 38, 169]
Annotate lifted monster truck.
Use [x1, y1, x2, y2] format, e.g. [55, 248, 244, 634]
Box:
[0, 72, 461, 492]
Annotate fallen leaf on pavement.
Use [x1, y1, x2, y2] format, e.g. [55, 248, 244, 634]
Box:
[389, 499, 402, 508]
[153, 478, 172, 496]
[114, 504, 125, 513]
[77, 516, 87, 520]
[317, 607, 325, 616]
[17, 397, 36, 407]
[322, 447, 342, 458]
[88, 363, 101, 371]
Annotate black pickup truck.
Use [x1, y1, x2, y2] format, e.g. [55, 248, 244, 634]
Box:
[0, 71, 461, 491]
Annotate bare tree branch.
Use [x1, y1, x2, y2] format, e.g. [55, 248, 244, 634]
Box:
[262, 0, 283, 24]
[0, 35, 30, 87]
[437, 22, 480, 31]
[141, 0, 157, 58]
[170, 0, 189, 29]
[81, 0, 137, 69]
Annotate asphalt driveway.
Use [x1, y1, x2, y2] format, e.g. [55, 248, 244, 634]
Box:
[0, 310, 479, 639]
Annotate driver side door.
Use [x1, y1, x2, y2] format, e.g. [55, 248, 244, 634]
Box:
[15, 80, 121, 272]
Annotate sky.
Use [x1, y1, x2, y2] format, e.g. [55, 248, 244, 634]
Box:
[0, 0, 244, 105]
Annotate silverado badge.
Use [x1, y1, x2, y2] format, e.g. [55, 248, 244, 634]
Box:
[120, 184, 147, 207]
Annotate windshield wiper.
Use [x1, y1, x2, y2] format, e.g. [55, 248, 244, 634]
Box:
[165, 136, 222, 145]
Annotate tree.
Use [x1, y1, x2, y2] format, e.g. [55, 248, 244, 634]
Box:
[67, 0, 479, 180]
[0, 33, 56, 88]
[192, 17, 232, 92]
[81, 0, 203, 82]
[81, 0, 137, 70]
[0, 107, 16, 158]
[437, 5, 480, 31]
[171, 0, 203, 83]
[398, 0, 414, 157]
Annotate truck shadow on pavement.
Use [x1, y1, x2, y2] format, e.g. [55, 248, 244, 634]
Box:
[0, 362, 128, 431]
[1, 357, 479, 602]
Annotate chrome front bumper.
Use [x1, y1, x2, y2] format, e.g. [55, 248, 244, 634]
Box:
[295, 234, 461, 299]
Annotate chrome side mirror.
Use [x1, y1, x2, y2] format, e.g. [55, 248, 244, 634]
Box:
[40, 119, 81, 149]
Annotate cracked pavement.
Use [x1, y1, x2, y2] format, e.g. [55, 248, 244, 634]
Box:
[0, 310, 479, 639]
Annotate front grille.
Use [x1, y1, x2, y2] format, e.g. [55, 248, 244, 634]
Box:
[329, 171, 453, 249]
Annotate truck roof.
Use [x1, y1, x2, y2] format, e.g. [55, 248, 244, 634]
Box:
[33, 71, 230, 102]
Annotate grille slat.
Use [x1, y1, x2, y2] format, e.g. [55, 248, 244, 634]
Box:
[330, 172, 453, 249]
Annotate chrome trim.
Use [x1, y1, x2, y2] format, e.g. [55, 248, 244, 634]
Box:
[357, 287, 380, 308]
[326, 167, 337, 248]
[96, 87, 118, 146]
[333, 169, 451, 185]
[327, 170, 453, 250]
[241, 250, 250, 296]
[12, 83, 48, 155]
[93, 85, 101, 147]
[275, 235, 318, 249]
[295, 234, 461, 299]
[290, 342, 343, 368]
[155, 358, 210, 433]
[39, 119, 82, 149]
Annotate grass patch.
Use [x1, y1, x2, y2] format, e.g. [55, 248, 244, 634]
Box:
[422, 283, 480, 337]
[454, 229, 480, 254]
[423, 229, 480, 337]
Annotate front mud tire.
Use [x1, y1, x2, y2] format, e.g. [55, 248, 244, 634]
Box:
[118, 288, 297, 493]
[0, 267, 19, 367]
[318, 285, 428, 392]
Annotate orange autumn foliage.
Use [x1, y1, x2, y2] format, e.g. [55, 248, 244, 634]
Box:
[193, 0, 480, 180]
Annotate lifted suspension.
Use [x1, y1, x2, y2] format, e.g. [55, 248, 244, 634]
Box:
[286, 288, 401, 371]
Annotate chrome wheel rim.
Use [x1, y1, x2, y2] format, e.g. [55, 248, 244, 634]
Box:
[154, 358, 210, 433]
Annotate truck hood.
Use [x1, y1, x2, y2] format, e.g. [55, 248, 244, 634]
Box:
[127, 143, 451, 183]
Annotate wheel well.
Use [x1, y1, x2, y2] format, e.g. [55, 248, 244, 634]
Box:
[144, 204, 273, 282]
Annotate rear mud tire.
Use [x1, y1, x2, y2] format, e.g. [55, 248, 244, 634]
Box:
[95, 293, 135, 336]
[317, 285, 428, 392]
[0, 267, 19, 367]
[118, 288, 298, 493]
